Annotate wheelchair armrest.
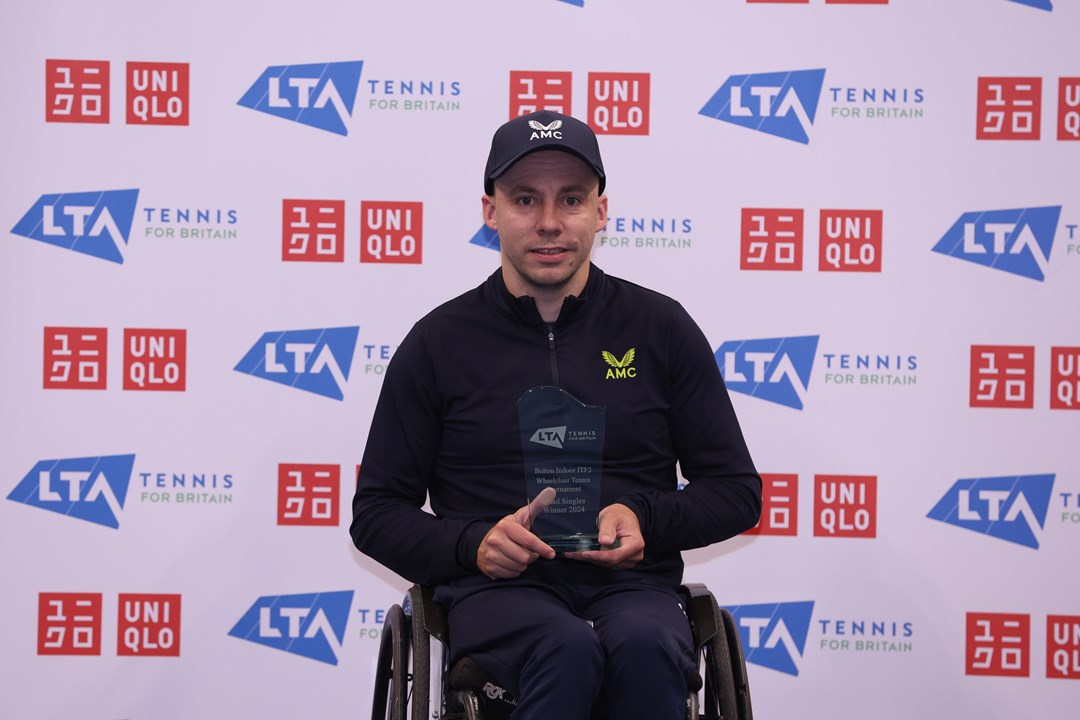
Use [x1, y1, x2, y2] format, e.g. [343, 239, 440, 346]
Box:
[680, 583, 719, 649]
[404, 584, 450, 644]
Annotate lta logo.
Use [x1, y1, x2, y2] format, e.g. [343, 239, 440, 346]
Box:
[7, 454, 135, 529]
[699, 69, 826, 144]
[238, 62, 363, 136]
[927, 474, 1055, 549]
[235, 327, 359, 400]
[229, 591, 353, 665]
[12, 190, 139, 264]
[726, 601, 815, 676]
[715, 336, 819, 410]
[932, 206, 1060, 281]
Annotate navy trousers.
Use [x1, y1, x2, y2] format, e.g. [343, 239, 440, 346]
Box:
[438, 577, 695, 720]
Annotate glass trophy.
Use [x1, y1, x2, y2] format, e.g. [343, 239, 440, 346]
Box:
[517, 385, 606, 552]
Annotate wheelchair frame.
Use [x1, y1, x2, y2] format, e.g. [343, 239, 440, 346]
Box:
[371, 583, 752, 720]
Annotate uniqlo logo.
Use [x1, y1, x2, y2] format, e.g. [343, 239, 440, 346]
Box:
[818, 210, 882, 272]
[966, 612, 1030, 677]
[45, 60, 110, 123]
[123, 328, 187, 391]
[1050, 347, 1080, 410]
[977, 77, 1042, 140]
[43, 327, 108, 390]
[117, 594, 181, 657]
[278, 464, 340, 526]
[38, 593, 103, 655]
[741, 209, 804, 270]
[745, 474, 798, 536]
[510, 71, 572, 117]
[587, 72, 650, 136]
[1047, 615, 1080, 680]
[126, 62, 189, 125]
[282, 200, 345, 262]
[970, 345, 1035, 409]
[813, 475, 876, 538]
[1059, 78, 1080, 141]
[361, 201, 423, 264]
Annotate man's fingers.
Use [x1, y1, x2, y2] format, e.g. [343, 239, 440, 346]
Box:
[503, 519, 556, 560]
[516, 487, 558, 527]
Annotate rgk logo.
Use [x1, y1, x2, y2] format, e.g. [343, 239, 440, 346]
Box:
[970, 345, 1035, 408]
[238, 61, 364, 136]
[741, 208, 882, 272]
[1051, 347, 1080, 410]
[932, 205, 1059, 281]
[509, 70, 651, 135]
[699, 69, 826, 144]
[744, 474, 798, 536]
[117, 594, 181, 656]
[126, 62, 189, 125]
[38, 593, 102, 655]
[715, 335, 820, 410]
[967, 613, 1030, 677]
[361, 201, 423, 263]
[7, 454, 135, 529]
[977, 77, 1079, 141]
[1048, 616, 1080, 679]
[814, 475, 876, 538]
[726, 601, 815, 676]
[228, 591, 353, 665]
[278, 464, 340, 526]
[927, 474, 1055, 549]
[234, 327, 359, 401]
[12, 189, 140, 264]
[43, 327, 107, 389]
[46, 60, 109, 123]
[123, 329, 187, 392]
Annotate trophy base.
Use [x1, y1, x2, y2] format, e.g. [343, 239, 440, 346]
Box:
[543, 534, 605, 553]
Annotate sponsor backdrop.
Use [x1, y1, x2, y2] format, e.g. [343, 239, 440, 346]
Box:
[1, 0, 1077, 718]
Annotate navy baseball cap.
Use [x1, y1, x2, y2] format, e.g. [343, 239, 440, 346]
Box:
[484, 110, 606, 196]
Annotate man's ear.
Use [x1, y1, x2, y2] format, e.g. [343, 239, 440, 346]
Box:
[595, 194, 608, 233]
[482, 194, 497, 230]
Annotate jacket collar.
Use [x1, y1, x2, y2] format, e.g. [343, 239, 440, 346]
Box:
[486, 263, 606, 326]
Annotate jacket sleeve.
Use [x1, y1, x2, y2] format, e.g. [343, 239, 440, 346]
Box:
[349, 324, 493, 585]
[617, 304, 762, 552]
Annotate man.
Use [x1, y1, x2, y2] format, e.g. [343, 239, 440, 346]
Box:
[351, 110, 761, 720]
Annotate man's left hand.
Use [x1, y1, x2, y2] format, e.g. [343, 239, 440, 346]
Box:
[564, 503, 644, 569]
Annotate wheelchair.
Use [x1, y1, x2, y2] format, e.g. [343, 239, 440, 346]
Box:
[371, 583, 753, 720]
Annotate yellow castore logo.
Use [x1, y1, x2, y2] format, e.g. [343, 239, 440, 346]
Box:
[602, 348, 637, 380]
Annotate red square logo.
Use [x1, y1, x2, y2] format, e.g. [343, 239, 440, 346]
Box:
[38, 593, 103, 655]
[117, 593, 182, 657]
[1058, 78, 1080, 142]
[1050, 347, 1080, 410]
[818, 209, 883, 272]
[126, 62, 189, 125]
[123, 329, 187, 391]
[813, 475, 876, 538]
[278, 464, 340, 526]
[510, 71, 572, 117]
[45, 60, 109, 124]
[43, 327, 108, 390]
[740, 209, 804, 271]
[587, 72, 650, 136]
[970, 345, 1035, 409]
[282, 199, 346, 262]
[977, 77, 1042, 140]
[1047, 615, 1080, 679]
[966, 612, 1030, 677]
[744, 474, 798, 536]
[360, 201, 423, 264]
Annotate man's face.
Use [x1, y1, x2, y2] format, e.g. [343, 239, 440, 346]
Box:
[483, 150, 607, 301]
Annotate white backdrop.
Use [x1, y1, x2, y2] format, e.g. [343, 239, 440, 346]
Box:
[2, 1, 1077, 718]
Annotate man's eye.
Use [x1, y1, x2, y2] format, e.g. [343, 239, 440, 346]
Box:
[565, 197, 581, 207]
[517, 197, 534, 206]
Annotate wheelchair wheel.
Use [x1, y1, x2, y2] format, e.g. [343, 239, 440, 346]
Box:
[701, 596, 739, 720]
[372, 604, 409, 720]
[720, 608, 753, 720]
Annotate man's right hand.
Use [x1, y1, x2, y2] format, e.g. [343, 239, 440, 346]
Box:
[476, 487, 557, 579]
